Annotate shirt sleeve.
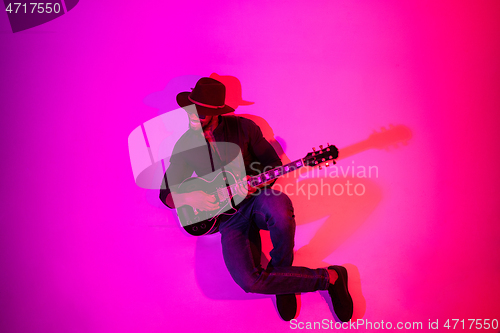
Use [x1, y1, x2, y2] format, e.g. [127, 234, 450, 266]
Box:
[243, 118, 282, 169]
[240, 117, 282, 190]
[159, 151, 194, 209]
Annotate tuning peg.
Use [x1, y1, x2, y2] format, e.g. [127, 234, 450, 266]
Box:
[319, 165, 322, 170]
[319, 145, 323, 149]
[327, 142, 330, 146]
[332, 160, 336, 165]
[325, 162, 329, 167]
[312, 147, 316, 151]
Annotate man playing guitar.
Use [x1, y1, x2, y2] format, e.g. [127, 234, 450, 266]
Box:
[160, 77, 353, 322]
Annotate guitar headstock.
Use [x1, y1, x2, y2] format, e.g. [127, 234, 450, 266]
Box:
[303, 144, 339, 169]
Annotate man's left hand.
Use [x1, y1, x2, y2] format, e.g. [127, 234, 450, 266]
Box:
[234, 175, 257, 198]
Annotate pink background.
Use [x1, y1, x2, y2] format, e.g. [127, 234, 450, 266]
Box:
[1, 1, 499, 332]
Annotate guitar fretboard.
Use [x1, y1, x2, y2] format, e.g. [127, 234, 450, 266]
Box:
[222, 143, 338, 198]
[248, 159, 305, 187]
[216, 159, 305, 201]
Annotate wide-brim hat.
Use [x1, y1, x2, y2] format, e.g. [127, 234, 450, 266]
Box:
[176, 77, 235, 116]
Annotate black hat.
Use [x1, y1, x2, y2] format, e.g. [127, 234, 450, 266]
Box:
[176, 77, 235, 116]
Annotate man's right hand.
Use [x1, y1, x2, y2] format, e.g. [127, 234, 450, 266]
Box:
[171, 191, 220, 211]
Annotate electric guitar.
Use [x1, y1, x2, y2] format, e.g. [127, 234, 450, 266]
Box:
[175, 144, 339, 236]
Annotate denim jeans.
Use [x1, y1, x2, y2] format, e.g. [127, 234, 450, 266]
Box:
[219, 188, 330, 295]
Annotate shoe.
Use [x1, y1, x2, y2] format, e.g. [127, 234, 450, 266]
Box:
[328, 266, 353, 322]
[276, 294, 297, 321]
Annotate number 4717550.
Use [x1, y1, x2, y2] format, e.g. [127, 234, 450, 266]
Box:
[5, 3, 61, 14]
[444, 319, 498, 330]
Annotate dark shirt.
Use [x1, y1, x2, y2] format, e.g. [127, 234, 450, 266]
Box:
[159, 115, 282, 208]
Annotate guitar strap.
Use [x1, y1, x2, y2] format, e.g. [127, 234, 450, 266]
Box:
[222, 115, 241, 166]
[205, 115, 240, 166]
[200, 116, 241, 228]
[222, 115, 242, 208]
[203, 117, 221, 172]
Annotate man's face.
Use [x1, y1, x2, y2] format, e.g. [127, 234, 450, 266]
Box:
[188, 112, 213, 131]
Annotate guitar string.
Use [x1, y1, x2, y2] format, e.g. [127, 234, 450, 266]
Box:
[204, 156, 319, 199]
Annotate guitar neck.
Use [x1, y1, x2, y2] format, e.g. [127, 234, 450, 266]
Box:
[226, 143, 338, 194]
[247, 158, 305, 187]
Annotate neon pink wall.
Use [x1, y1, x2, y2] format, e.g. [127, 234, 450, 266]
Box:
[1, 1, 499, 332]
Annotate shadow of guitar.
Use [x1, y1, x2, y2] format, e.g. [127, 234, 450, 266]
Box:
[194, 123, 412, 314]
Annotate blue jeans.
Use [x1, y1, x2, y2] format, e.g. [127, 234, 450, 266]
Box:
[219, 188, 330, 295]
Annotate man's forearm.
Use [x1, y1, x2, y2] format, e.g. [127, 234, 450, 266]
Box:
[166, 192, 186, 208]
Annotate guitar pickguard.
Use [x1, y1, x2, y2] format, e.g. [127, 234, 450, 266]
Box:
[175, 170, 240, 236]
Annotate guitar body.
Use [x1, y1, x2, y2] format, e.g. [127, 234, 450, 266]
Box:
[176, 171, 238, 236]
